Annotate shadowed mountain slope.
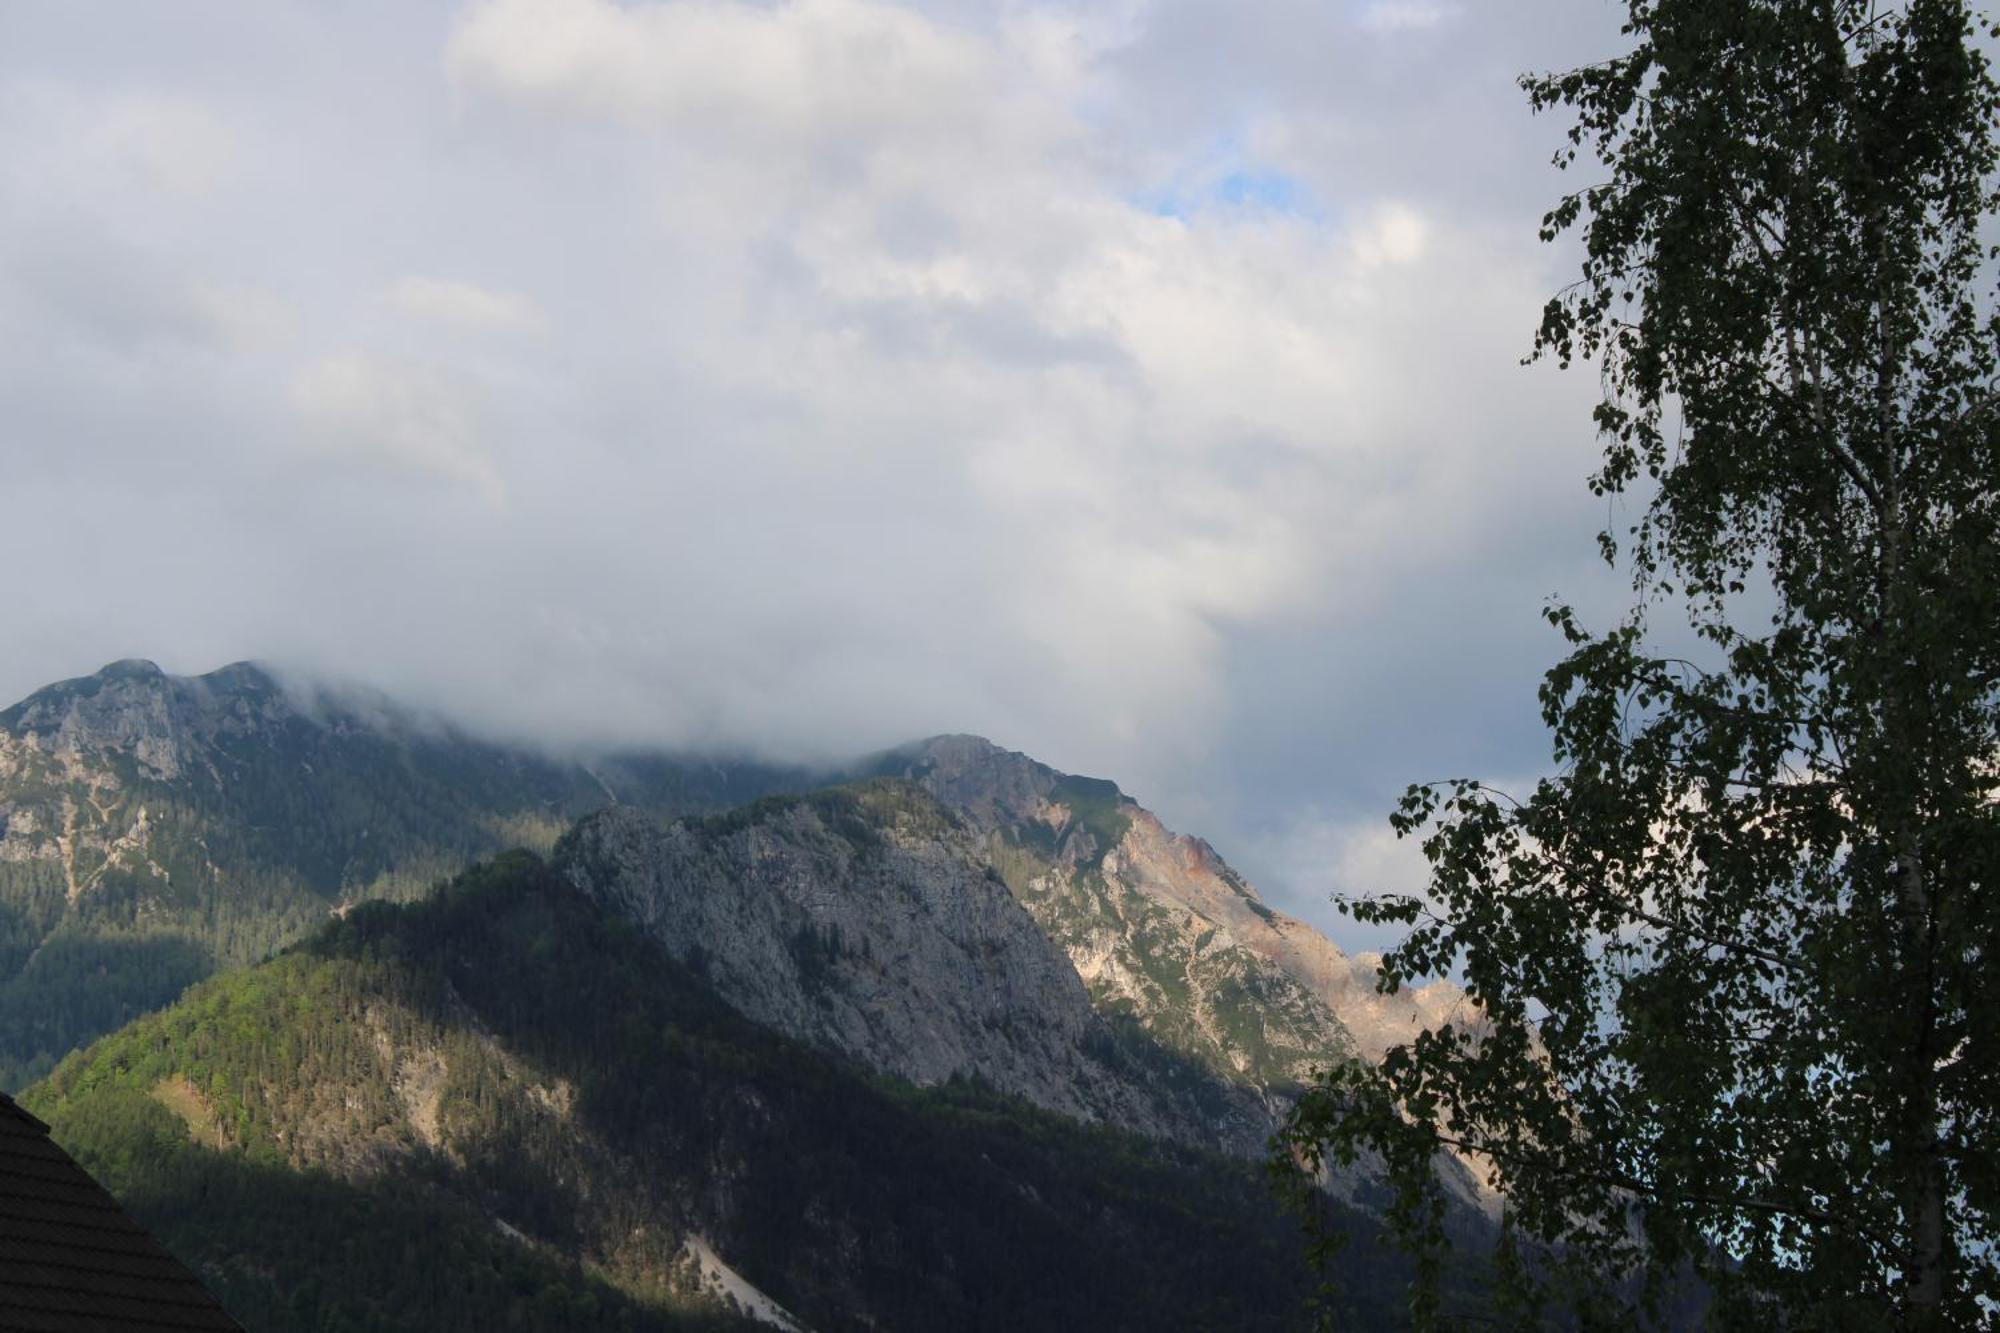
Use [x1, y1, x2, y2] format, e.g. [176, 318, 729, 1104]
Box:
[24, 854, 1418, 1332]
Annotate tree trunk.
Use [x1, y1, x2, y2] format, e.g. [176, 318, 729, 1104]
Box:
[1896, 833, 1949, 1327]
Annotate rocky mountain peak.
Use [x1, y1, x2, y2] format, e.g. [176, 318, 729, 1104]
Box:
[870, 732, 1476, 1079]
[97, 657, 167, 679]
[557, 782, 1270, 1152]
[874, 734, 1064, 831]
[0, 659, 298, 778]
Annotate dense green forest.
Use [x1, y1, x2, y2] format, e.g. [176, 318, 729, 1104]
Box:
[25, 853, 1417, 1331]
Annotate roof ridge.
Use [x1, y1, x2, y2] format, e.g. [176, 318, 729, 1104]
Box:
[0, 1090, 50, 1134]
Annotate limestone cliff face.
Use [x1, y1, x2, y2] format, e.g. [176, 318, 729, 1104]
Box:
[1103, 809, 1471, 1065]
[557, 784, 1272, 1154]
[875, 736, 1474, 1086]
[1, 658, 290, 782]
[0, 661, 312, 911]
[865, 738, 1492, 1209]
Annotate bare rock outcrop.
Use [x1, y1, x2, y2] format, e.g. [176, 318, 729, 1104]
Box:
[558, 784, 1273, 1155]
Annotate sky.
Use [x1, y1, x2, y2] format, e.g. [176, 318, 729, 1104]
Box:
[0, 0, 1639, 949]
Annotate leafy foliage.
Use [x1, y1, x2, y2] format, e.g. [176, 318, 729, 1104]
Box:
[1280, 3, 2000, 1329]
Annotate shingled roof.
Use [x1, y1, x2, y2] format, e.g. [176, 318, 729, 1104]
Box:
[0, 1092, 243, 1331]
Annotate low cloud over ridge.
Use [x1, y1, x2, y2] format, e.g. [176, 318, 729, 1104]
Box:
[0, 0, 1626, 939]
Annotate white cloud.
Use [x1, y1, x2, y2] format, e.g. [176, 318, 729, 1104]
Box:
[425, 0, 1522, 764]
[1352, 202, 1430, 268]
[290, 354, 505, 506]
[389, 276, 544, 334]
[1258, 808, 1433, 907]
[445, 0, 993, 147]
[1359, 2, 1462, 33]
[0, 0, 1630, 951]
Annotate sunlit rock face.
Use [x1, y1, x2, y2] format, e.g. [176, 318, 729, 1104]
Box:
[878, 735, 1473, 1082]
[870, 736, 1490, 1208]
[559, 784, 1275, 1156]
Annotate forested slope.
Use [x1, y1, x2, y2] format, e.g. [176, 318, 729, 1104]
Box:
[25, 853, 1415, 1331]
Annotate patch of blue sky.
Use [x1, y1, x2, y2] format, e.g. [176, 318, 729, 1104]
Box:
[1133, 131, 1326, 222]
[1135, 166, 1326, 222]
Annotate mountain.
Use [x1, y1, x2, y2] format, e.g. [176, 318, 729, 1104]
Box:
[0, 664, 1476, 1162]
[555, 758, 1478, 1185]
[0, 661, 1468, 1118]
[0, 660, 809, 1085]
[24, 852, 1427, 1332]
[0, 657, 1503, 1326]
[559, 782, 1271, 1155]
[870, 737, 1472, 1091]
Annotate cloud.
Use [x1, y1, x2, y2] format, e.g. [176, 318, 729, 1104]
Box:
[1257, 808, 1436, 927]
[84, 93, 241, 195]
[290, 353, 505, 505]
[445, 0, 992, 147]
[388, 276, 544, 334]
[1359, 3, 1462, 33]
[0, 0, 1633, 946]
[1351, 202, 1430, 268]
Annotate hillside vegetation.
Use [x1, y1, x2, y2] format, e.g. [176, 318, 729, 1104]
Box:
[27, 853, 1413, 1331]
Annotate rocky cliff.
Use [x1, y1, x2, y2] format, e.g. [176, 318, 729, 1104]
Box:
[875, 735, 1473, 1080]
[558, 783, 1271, 1154]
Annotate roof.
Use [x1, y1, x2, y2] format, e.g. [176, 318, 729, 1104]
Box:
[0, 1092, 243, 1331]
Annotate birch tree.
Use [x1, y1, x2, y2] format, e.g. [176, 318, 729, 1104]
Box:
[1280, 3, 2000, 1327]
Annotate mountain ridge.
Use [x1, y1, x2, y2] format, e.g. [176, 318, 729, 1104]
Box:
[0, 657, 1502, 1326]
[0, 658, 814, 1085]
[25, 851, 1400, 1331]
[0, 659, 1471, 1147]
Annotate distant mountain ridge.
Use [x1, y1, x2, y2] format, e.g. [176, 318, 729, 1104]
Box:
[0, 658, 811, 1084]
[0, 660, 1470, 1148]
[0, 657, 1499, 1327]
